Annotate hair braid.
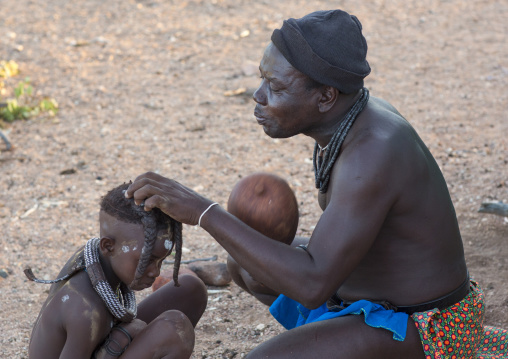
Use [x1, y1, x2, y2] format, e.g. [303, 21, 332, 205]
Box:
[171, 220, 183, 287]
[129, 202, 183, 288]
[130, 206, 159, 286]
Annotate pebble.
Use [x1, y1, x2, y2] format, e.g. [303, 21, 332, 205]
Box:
[189, 262, 232, 287]
[255, 323, 265, 331]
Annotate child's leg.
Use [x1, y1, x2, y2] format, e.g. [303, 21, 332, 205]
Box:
[94, 274, 207, 359]
[120, 310, 195, 359]
[137, 273, 208, 327]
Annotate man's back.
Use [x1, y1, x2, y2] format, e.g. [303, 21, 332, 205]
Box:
[319, 96, 467, 305]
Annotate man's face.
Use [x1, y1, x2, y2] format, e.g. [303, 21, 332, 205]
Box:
[253, 42, 322, 139]
[100, 211, 173, 291]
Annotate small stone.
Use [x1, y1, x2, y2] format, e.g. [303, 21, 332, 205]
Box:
[241, 60, 259, 77]
[188, 262, 232, 286]
[0, 269, 9, 278]
[60, 168, 76, 175]
[152, 266, 198, 292]
[255, 323, 265, 331]
[0, 207, 10, 218]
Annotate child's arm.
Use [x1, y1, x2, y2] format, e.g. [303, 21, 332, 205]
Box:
[93, 320, 147, 359]
[57, 289, 112, 359]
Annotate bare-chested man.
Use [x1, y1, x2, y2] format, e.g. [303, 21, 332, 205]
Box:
[26, 183, 207, 359]
[126, 9, 507, 359]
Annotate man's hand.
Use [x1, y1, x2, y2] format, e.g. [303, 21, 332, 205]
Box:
[125, 172, 215, 225]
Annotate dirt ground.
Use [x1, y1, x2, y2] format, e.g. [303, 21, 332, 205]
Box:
[1, 0, 507, 357]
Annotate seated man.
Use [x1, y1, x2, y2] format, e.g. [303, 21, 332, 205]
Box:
[125, 9, 507, 359]
[25, 183, 208, 359]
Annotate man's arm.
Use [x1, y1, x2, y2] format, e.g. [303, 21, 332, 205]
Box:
[226, 237, 310, 306]
[227, 254, 280, 306]
[127, 140, 398, 309]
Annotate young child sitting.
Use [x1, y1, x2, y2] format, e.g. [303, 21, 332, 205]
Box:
[24, 183, 208, 359]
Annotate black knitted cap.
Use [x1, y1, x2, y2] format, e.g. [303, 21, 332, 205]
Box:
[271, 10, 371, 94]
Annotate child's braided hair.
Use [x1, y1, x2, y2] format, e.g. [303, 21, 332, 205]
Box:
[100, 183, 183, 287]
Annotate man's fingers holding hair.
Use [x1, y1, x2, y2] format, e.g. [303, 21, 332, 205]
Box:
[125, 172, 163, 198]
[143, 194, 172, 213]
[126, 180, 166, 204]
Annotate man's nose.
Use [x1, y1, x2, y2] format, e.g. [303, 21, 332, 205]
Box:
[253, 83, 267, 105]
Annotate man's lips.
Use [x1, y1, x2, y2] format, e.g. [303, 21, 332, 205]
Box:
[254, 111, 267, 124]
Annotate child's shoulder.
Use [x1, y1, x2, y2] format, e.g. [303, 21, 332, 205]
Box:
[30, 269, 114, 357]
[44, 270, 111, 325]
[63, 270, 110, 315]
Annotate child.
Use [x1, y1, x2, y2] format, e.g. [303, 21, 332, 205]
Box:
[24, 183, 208, 359]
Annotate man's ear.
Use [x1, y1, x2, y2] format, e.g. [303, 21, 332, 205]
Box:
[318, 86, 339, 113]
[99, 237, 116, 256]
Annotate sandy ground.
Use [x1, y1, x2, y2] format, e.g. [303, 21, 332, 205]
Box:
[1, 0, 507, 357]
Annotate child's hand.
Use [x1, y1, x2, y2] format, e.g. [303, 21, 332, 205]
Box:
[95, 319, 147, 359]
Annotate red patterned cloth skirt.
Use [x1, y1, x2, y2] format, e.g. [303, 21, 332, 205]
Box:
[412, 279, 507, 358]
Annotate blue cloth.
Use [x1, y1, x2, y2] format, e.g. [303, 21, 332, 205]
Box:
[269, 294, 409, 341]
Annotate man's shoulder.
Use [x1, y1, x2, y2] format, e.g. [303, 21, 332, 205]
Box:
[346, 97, 416, 153]
[335, 98, 424, 186]
[368, 96, 402, 115]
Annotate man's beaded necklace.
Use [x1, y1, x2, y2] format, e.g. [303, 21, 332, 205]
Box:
[313, 88, 370, 193]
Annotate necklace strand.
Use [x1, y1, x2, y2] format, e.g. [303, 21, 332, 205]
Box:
[313, 88, 370, 193]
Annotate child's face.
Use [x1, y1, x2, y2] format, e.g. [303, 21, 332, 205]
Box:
[99, 211, 174, 291]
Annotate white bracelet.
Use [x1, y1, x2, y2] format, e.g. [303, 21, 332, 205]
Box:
[198, 202, 219, 227]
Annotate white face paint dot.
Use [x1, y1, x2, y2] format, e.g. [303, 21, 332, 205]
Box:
[164, 240, 172, 250]
[133, 246, 138, 251]
[61, 294, 70, 303]
[122, 245, 130, 253]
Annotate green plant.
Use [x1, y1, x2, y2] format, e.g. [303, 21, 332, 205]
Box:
[0, 75, 58, 124]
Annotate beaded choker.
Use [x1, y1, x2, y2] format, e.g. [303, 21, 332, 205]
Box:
[25, 237, 137, 322]
[84, 237, 137, 322]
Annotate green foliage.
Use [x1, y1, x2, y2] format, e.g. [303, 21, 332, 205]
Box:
[0, 63, 58, 125]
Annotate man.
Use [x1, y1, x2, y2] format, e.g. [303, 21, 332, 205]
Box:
[126, 10, 506, 358]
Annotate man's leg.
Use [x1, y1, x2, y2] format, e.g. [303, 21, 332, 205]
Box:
[137, 273, 208, 327]
[246, 315, 425, 359]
